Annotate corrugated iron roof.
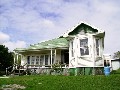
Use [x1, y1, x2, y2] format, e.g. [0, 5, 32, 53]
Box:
[15, 37, 69, 52]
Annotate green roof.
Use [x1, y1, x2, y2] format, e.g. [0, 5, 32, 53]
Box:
[15, 37, 69, 51]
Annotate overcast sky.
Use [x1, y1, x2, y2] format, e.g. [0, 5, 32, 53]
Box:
[0, 0, 120, 55]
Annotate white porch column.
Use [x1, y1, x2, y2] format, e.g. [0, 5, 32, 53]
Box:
[14, 53, 16, 64]
[55, 49, 56, 64]
[17, 54, 18, 64]
[51, 48, 52, 68]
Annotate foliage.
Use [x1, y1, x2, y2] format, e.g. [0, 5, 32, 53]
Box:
[0, 45, 14, 71]
[0, 75, 120, 90]
[51, 63, 62, 74]
[113, 51, 120, 59]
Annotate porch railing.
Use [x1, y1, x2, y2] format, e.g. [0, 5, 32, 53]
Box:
[6, 63, 27, 76]
[26, 63, 69, 75]
[26, 63, 69, 69]
[6, 63, 69, 75]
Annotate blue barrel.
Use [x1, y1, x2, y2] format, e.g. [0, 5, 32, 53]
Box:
[104, 67, 110, 76]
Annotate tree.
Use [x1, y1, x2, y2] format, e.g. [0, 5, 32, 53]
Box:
[113, 51, 120, 59]
[0, 45, 14, 71]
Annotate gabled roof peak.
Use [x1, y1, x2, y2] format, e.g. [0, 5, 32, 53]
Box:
[63, 21, 105, 37]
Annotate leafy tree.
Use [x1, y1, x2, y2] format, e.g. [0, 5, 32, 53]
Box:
[0, 45, 14, 71]
[113, 51, 120, 59]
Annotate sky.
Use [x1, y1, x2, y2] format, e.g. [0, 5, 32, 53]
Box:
[0, 0, 120, 55]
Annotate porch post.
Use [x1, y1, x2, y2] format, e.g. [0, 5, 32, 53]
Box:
[55, 49, 56, 64]
[17, 54, 18, 64]
[14, 53, 16, 64]
[51, 48, 52, 68]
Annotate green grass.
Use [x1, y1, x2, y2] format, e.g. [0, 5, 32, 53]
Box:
[111, 69, 120, 74]
[0, 75, 120, 90]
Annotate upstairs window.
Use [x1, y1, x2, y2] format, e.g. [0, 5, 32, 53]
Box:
[80, 38, 89, 56]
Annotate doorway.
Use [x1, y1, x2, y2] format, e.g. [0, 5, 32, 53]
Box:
[61, 50, 69, 64]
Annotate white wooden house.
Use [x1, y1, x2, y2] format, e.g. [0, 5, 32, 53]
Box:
[14, 21, 105, 75]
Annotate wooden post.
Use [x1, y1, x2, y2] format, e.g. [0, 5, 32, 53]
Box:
[51, 48, 52, 68]
[55, 49, 56, 64]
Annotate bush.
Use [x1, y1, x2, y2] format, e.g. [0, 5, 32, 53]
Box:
[0, 70, 5, 76]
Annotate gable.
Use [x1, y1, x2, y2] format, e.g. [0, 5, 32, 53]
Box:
[68, 23, 98, 35]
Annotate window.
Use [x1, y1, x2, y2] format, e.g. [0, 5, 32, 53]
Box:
[71, 41, 74, 57]
[40, 55, 44, 65]
[96, 39, 100, 56]
[45, 55, 49, 65]
[31, 56, 35, 65]
[80, 38, 89, 56]
[27, 56, 30, 64]
[36, 56, 39, 65]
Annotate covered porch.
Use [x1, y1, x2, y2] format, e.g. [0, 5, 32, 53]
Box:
[19, 48, 69, 68]
[13, 37, 70, 75]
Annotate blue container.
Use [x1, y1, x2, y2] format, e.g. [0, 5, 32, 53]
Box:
[104, 67, 110, 76]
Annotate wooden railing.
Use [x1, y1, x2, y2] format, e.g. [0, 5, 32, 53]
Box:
[6, 63, 27, 76]
[6, 63, 69, 75]
[26, 63, 69, 69]
[6, 63, 17, 75]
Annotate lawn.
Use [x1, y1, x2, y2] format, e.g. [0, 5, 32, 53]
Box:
[0, 74, 120, 90]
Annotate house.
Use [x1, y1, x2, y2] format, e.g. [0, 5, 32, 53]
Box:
[103, 54, 120, 71]
[111, 59, 120, 70]
[14, 21, 105, 75]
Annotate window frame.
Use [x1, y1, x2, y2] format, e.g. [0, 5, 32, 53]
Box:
[70, 40, 74, 57]
[45, 55, 49, 65]
[31, 56, 35, 65]
[40, 55, 44, 65]
[79, 37, 89, 56]
[36, 56, 40, 65]
[95, 38, 101, 56]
